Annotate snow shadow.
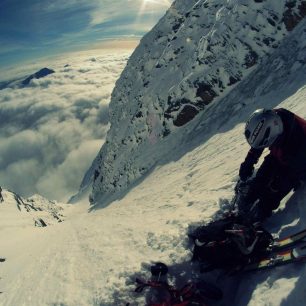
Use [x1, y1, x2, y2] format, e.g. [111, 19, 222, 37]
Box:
[265, 185, 306, 237]
[279, 186, 306, 306]
[280, 263, 306, 305]
[88, 166, 157, 212]
[233, 185, 306, 305]
[104, 186, 306, 306]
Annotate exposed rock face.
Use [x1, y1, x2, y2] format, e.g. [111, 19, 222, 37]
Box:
[283, 1, 306, 31]
[89, 0, 306, 204]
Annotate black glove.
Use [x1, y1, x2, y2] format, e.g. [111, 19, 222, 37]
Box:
[239, 161, 254, 181]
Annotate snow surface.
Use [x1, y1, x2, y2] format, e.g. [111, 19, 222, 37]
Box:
[1, 1, 306, 306]
[1, 82, 306, 305]
[1, 25, 306, 305]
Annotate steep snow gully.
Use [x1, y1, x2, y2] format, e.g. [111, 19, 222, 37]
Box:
[89, 0, 306, 204]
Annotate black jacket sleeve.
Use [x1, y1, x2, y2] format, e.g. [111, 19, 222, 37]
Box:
[244, 148, 264, 165]
[239, 148, 264, 181]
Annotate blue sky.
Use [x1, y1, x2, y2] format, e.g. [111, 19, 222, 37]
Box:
[0, 0, 172, 69]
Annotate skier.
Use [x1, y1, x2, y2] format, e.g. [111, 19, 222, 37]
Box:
[237, 108, 306, 221]
[189, 109, 306, 272]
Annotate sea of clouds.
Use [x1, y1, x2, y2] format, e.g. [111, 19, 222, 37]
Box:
[0, 49, 132, 202]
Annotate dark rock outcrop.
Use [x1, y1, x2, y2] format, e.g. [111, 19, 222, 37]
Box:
[22, 67, 55, 86]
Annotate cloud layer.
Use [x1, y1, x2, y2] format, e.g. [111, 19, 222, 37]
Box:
[0, 0, 173, 68]
[0, 49, 132, 202]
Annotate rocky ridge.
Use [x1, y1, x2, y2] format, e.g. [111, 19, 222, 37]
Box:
[0, 187, 65, 227]
[87, 0, 306, 204]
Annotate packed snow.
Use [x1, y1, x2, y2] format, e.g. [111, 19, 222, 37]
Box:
[1, 57, 306, 306]
[1, 1, 306, 306]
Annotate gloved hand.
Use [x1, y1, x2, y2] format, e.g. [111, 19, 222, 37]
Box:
[239, 161, 254, 181]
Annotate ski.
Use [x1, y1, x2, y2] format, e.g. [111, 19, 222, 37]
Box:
[243, 242, 306, 272]
[270, 227, 306, 251]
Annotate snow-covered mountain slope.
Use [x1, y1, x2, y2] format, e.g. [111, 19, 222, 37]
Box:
[1, 2, 306, 306]
[88, 0, 306, 204]
[1, 19, 305, 306]
[1, 80, 305, 306]
[0, 187, 65, 228]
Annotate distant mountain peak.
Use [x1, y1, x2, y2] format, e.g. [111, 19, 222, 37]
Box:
[21, 67, 55, 86]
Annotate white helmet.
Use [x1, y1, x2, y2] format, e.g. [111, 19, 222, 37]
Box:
[245, 109, 283, 149]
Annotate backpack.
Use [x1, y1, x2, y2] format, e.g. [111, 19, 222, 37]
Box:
[189, 215, 273, 272]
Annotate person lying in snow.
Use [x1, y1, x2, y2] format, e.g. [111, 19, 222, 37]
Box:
[237, 108, 306, 221]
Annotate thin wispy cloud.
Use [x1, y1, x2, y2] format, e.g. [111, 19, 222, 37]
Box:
[0, 0, 173, 68]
